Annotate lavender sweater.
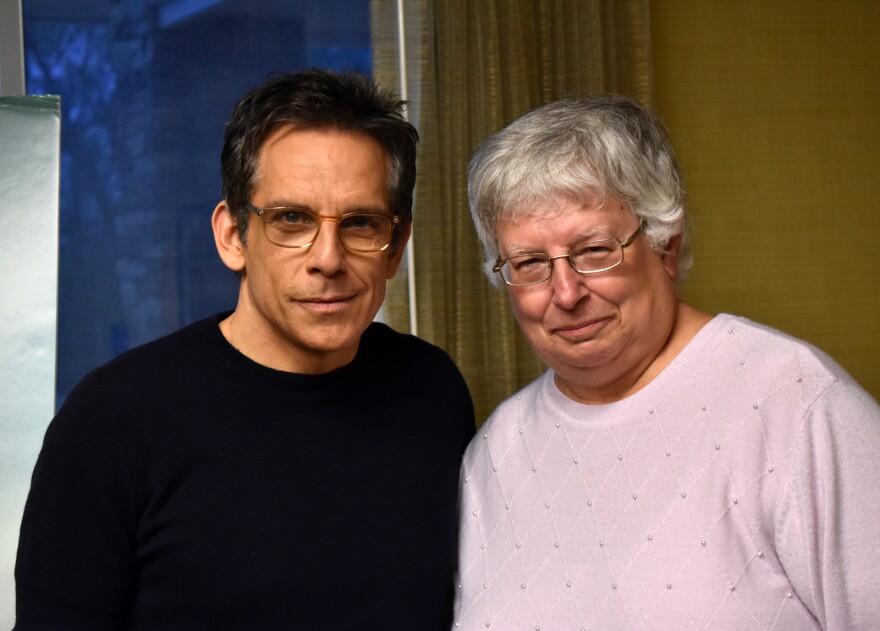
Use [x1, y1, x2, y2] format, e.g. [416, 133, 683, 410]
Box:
[454, 314, 880, 630]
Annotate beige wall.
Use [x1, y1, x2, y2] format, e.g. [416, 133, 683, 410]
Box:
[652, 0, 880, 400]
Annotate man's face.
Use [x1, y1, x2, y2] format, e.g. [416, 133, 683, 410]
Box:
[218, 126, 406, 373]
[496, 196, 679, 401]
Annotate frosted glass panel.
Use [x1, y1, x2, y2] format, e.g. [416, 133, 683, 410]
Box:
[0, 94, 60, 631]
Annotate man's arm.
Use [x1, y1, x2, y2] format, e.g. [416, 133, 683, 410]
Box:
[14, 380, 139, 629]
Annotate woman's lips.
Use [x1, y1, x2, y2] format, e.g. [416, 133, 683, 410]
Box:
[552, 316, 609, 340]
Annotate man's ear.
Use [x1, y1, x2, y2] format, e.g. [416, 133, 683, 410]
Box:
[385, 222, 412, 279]
[661, 233, 682, 281]
[212, 201, 246, 272]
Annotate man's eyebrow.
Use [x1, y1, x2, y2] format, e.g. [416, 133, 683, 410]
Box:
[259, 199, 312, 209]
[347, 204, 393, 215]
[259, 200, 392, 215]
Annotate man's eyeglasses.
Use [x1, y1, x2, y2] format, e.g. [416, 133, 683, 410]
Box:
[245, 203, 399, 253]
[493, 223, 644, 286]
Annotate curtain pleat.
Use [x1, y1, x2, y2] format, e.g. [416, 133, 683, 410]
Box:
[372, 0, 651, 423]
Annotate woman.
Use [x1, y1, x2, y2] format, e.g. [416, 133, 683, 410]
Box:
[454, 96, 880, 630]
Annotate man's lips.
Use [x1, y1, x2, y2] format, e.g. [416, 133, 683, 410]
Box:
[295, 295, 355, 313]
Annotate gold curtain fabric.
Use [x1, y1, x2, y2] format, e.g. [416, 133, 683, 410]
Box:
[650, 0, 880, 402]
[372, 0, 652, 422]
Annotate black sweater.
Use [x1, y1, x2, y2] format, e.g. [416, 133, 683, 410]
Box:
[15, 315, 475, 630]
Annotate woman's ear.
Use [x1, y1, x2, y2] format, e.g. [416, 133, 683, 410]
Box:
[212, 201, 246, 272]
[661, 234, 682, 281]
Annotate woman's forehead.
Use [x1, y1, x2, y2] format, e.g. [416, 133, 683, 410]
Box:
[500, 194, 631, 230]
[495, 202, 634, 254]
[502, 190, 605, 219]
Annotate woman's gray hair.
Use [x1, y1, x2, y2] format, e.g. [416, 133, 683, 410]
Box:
[468, 95, 691, 285]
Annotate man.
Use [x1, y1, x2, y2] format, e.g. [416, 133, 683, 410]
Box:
[454, 96, 880, 630]
[15, 69, 475, 629]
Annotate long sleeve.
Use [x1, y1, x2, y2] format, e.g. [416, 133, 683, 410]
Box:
[775, 378, 880, 630]
[15, 374, 140, 629]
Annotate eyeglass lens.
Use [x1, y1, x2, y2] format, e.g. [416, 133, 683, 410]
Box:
[500, 239, 623, 285]
[262, 209, 394, 251]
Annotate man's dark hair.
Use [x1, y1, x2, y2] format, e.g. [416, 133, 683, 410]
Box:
[220, 68, 419, 246]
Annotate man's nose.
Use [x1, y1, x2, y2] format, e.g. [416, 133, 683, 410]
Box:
[304, 218, 347, 275]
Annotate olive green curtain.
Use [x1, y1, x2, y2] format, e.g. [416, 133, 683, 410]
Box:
[371, 0, 652, 423]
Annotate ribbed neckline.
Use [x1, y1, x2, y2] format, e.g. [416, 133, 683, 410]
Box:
[541, 314, 736, 427]
[203, 312, 379, 391]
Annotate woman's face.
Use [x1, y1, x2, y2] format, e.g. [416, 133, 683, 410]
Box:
[495, 196, 681, 402]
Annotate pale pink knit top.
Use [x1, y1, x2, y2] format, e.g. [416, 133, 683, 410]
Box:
[454, 314, 880, 630]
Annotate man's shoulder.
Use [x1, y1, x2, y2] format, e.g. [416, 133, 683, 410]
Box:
[360, 322, 475, 429]
[361, 322, 458, 368]
[362, 320, 434, 347]
[95, 314, 221, 375]
[63, 314, 225, 409]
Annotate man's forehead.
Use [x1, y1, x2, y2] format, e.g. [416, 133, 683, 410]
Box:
[261, 123, 376, 152]
[255, 125, 389, 178]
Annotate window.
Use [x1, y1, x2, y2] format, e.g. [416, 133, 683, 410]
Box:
[23, 0, 372, 405]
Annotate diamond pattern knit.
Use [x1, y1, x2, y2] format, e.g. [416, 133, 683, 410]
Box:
[454, 314, 880, 630]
